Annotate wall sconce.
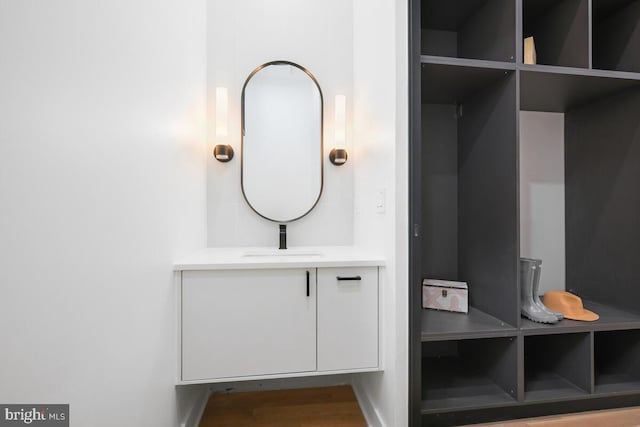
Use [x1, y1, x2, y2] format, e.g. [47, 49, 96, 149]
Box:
[213, 144, 233, 162]
[214, 86, 234, 162]
[329, 94, 348, 166]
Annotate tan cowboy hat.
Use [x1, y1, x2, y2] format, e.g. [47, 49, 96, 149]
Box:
[543, 291, 599, 322]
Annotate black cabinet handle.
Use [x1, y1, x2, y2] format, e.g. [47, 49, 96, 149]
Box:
[306, 271, 310, 297]
[337, 275, 362, 281]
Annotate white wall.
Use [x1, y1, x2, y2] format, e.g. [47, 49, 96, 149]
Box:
[352, 0, 408, 426]
[0, 1, 207, 426]
[207, 0, 354, 247]
[520, 111, 566, 294]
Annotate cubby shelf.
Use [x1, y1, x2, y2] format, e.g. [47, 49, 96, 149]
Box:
[521, 301, 640, 335]
[595, 330, 640, 394]
[420, 358, 517, 414]
[522, 0, 590, 68]
[592, 0, 640, 73]
[411, 0, 640, 423]
[524, 333, 591, 402]
[421, 55, 516, 69]
[421, 338, 518, 413]
[420, 0, 515, 62]
[421, 307, 516, 342]
[524, 372, 588, 402]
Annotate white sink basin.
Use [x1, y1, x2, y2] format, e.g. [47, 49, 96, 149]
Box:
[243, 249, 324, 257]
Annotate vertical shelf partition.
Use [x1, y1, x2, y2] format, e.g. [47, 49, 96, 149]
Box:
[411, 0, 640, 425]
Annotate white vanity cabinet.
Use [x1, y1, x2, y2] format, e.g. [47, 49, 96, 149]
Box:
[181, 269, 317, 381]
[175, 249, 383, 384]
[317, 267, 378, 371]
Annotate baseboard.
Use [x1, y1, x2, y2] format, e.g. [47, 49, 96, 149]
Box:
[180, 387, 210, 427]
[352, 381, 386, 427]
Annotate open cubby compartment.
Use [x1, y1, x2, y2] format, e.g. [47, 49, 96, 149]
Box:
[520, 68, 640, 112]
[522, 0, 590, 68]
[563, 84, 640, 316]
[592, 0, 640, 73]
[519, 70, 640, 333]
[594, 330, 640, 394]
[421, 337, 518, 412]
[420, 62, 519, 333]
[524, 333, 592, 401]
[421, 0, 515, 62]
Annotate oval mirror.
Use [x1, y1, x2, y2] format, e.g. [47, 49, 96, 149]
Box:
[241, 61, 323, 223]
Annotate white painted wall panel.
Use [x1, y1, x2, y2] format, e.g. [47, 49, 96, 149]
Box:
[352, 0, 409, 425]
[520, 111, 566, 294]
[0, 1, 207, 425]
[206, 0, 354, 247]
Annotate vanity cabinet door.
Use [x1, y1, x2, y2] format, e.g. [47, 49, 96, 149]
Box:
[317, 267, 379, 371]
[181, 269, 316, 381]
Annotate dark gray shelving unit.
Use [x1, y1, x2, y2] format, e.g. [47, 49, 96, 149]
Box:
[410, 1, 640, 426]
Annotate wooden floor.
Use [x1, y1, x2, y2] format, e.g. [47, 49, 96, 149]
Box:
[199, 385, 367, 427]
[463, 406, 640, 427]
[199, 388, 640, 427]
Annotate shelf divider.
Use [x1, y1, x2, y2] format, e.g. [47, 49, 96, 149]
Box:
[421, 55, 516, 70]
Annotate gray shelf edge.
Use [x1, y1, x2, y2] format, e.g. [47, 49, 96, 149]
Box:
[423, 321, 640, 339]
[517, 63, 640, 80]
[423, 302, 640, 339]
[421, 331, 518, 341]
[594, 388, 640, 397]
[419, 59, 640, 81]
[421, 399, 516, 415]
[521, 321, 640, 336]
[523, 390, 590, 404]
[421, 55, 517, 70]
[422, 320, 640, 340]
[421, 388, 640, 415]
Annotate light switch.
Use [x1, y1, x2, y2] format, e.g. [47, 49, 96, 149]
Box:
[375, 188, 386, 213]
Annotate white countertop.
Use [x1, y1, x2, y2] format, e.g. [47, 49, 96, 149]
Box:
[174, 246, 385, 270]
